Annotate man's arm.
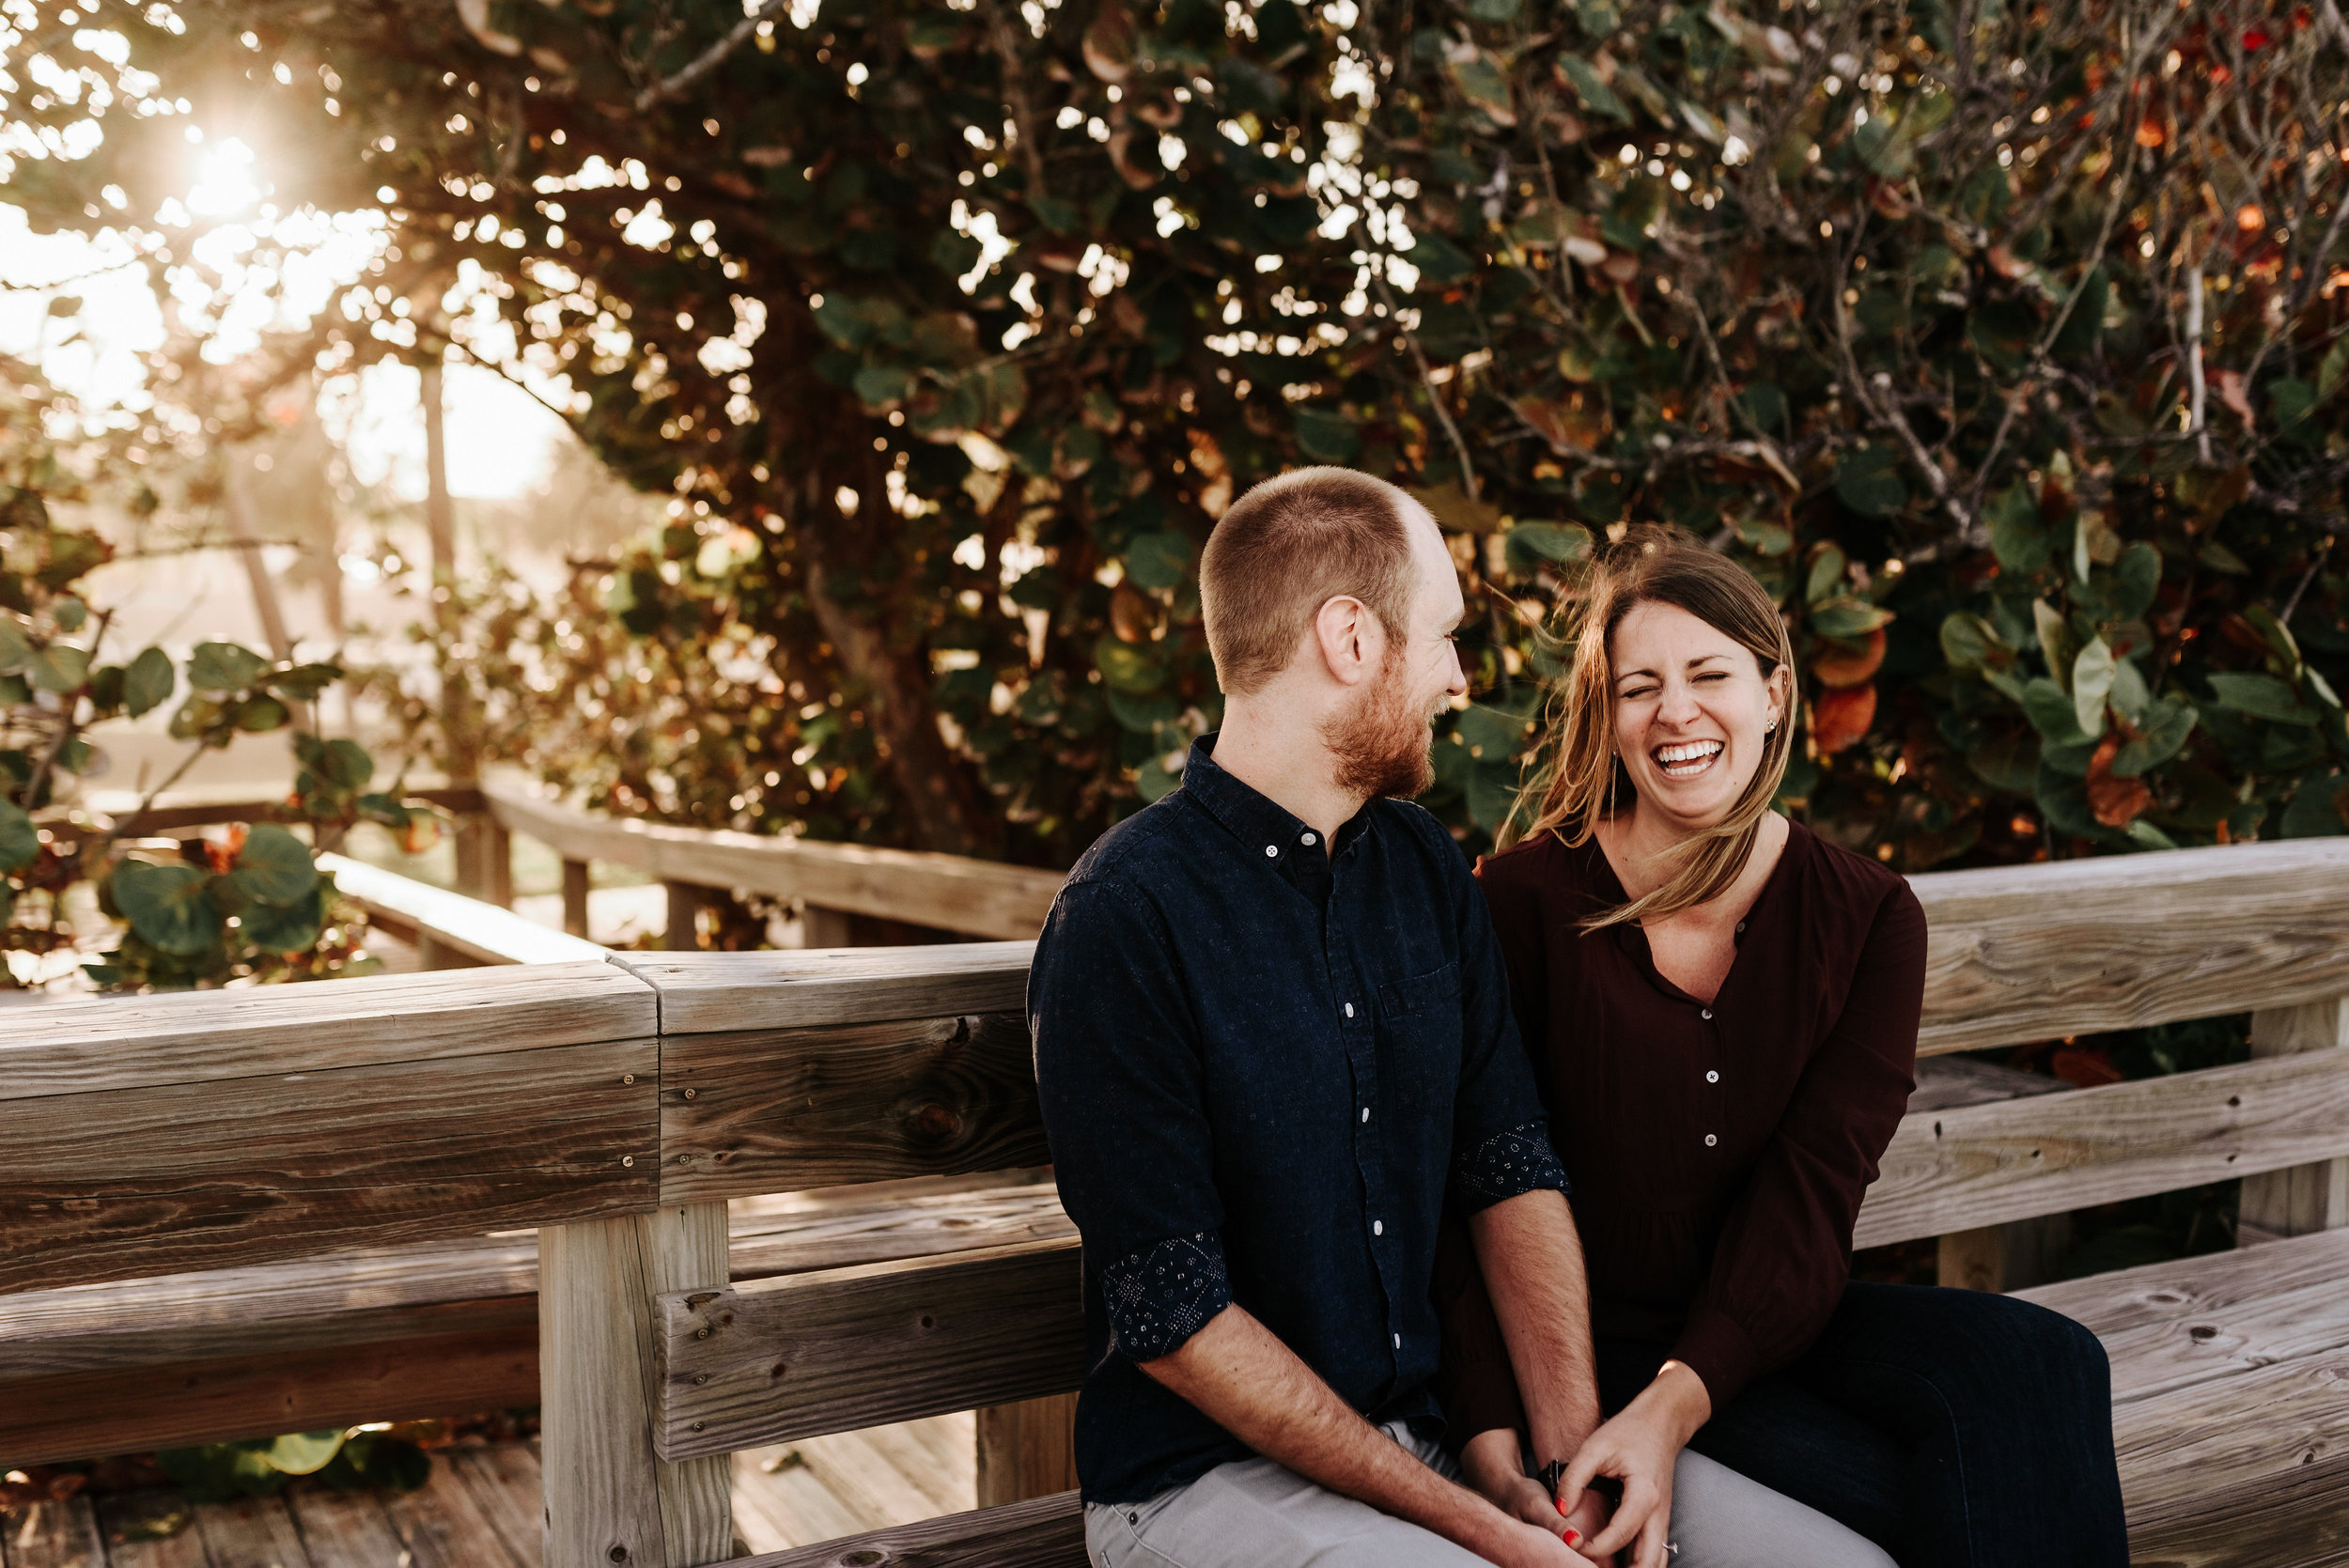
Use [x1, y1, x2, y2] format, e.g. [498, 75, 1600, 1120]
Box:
[1469, 1188, 1601, 1465]
[1143, 1302, 1589, 1568]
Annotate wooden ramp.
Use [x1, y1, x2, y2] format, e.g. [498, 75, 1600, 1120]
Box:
[0, 1418, 974, 1567]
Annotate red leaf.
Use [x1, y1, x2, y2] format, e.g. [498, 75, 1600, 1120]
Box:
[2086, 736, 2154, 828]
[1811, 685, 1876, 753]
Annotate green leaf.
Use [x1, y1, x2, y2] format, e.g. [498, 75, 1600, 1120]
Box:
[1805, 544, 1847, 606]
[2108, 654, 2151, 722]
[258, 1432, 346, 1477]
[2280, 774, 2349, 838]
[0, 617, 31, 675]
[2071, 638, 2115, 737]
[225, 824, 318, 907]
[2197, 538, 2248, 574]
[53, 596, 86, 632]
[305, 736, 375, 791]
[0, 799, 38, 873]
[1407, 233, 1477, 286]
[125, 646, 175, 718]
[27, 644, 89, 693]
[1443, 50, 1516, 125]
[1456, 703, 1532, 761]
[1939, 612, 2002, 672]
[1986, 486, 2049, 574]
[2208, 672, 2316, 725]
[1292, 406, 1361, 463]
[239, 880, 328, 954]
[1966, 732, 2039, 794]
[1465, 758, 1524, 830]
[2124, 819, 2179, 851]
[111, 861, 222, 956]
[1105, 685, 1180, 734]
[234, 695, 290, 733]
[2032, 598, 2072, 687]
[1093, 632, 1162, 693]
[2021, 676, 2091, 743]
[1125, 530, 1193, 591]
[2111, 542, 2161, 620]
[1811, 600, 1894, 639]
[1556, 54, 1628, 121]
[1503, 522, 1591, 573]
[2110, 699, 2197, 776]
[189, 642, 268, 692]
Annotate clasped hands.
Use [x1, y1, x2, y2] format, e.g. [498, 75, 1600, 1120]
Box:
[1458, 1360, 1713, 1568]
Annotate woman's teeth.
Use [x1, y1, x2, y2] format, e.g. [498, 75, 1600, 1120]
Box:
[1654, 740, 1723, 778]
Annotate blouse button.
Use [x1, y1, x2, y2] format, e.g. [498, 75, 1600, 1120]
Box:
[1373, 1219, 1384, 1236]
[1706, 1070, 1719, 1084]
[1265, 845, 1279, 858]
[1704, 1133, 1719, 1147]
[1701, 1008, 1714, 1020]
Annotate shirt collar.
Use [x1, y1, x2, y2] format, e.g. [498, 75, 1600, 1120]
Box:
[1182, 734, 1373, 867]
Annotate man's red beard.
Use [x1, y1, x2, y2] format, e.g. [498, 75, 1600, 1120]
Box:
[1324, 650, 1437, 800]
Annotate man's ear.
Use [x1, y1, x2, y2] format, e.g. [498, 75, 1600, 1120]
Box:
[1312, 595, 1383, 686]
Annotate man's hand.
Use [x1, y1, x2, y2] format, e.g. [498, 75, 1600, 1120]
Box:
[1459, 1429, 1611, 1565]
[1560, 1360, 1712, 1568]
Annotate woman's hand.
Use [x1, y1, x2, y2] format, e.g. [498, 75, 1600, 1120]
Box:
[1458, 1429, 1611, 1562]
[1559, 1361, 1712, 1568]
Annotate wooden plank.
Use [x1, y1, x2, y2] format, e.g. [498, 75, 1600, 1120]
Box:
[484, 779, 1065, 942]
[541, 1204, 733, 1568]
[90, 1492, 207, 1568]
[190, 1497, 311, 1568]
[727, 1492, 1083, 1568]
[667, 882, 703, 953]
[448, 1446, 546, 1568]
[0, 962, 653, 1104]
[1, 1498, 105, 1568]
[1934, 1215, 2073, 1292]
[661, 1014, 1048, 1204]
[0, 1184, 1068, 1378]
[975, 1394, 1080, 1510]
[1905, 1055, 2072, 1114]
[2108, 1348, 2349, 1567]
[2015, 1227, 2349, 1405]
[0, 1316, 539, 1467]
[609, 946, 1033, 1036]
[1908, 837, 2349, 1056]
[2, 1037, 658, 1296]
[319, 854, 605, 967]
[2241, 995, 2349, 1238]
[63, 783, 485, 839]
[564, 860, 592, 939]
[653, 1236, 1085, 1462]
[1853, 1049, 2349, 1249]
[283, 1486, 409, 1568]
[381, 1452, 531, 1568]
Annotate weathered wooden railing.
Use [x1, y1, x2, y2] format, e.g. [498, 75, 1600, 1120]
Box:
[8, 837, 2349, 1566]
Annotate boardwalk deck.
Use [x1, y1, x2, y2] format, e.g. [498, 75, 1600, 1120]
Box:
[0, 1418, 974, 1567]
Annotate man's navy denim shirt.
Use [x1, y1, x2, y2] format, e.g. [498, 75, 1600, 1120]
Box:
[1029, 735, 1568, 1504]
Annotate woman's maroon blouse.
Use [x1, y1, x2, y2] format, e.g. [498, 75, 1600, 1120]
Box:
[1437, 820, 1927, 1441]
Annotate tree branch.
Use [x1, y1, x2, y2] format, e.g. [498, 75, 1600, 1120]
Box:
[636, 0, 790, 111]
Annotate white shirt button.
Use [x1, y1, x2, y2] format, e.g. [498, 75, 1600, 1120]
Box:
[1361, 1107, 1370, 1123]
[1704, 1133, 1719, 1147]
[1706, 1070, 1720, 1084]
[1300, 831, 1316, 846]
[1373, 1219, 1384, 1236]
[1343, 1002, 1354, 1018]
[1392, 1333, 1402, 1349]
[1701, 1008, 1714, 1020]
[1265, 845, 1278, 858]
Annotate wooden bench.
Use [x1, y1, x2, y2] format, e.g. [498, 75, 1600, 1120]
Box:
[7, 840, 2349, 1567]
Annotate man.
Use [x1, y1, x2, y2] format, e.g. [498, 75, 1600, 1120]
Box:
[1030, 468, 1630, 1568]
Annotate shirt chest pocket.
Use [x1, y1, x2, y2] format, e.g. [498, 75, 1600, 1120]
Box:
[1376, 959, 1463, 1111]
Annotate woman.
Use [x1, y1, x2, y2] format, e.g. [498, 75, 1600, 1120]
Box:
[1438, 530, 2127, 1568]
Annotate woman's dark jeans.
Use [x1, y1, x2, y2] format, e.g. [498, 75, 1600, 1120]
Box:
[1596, 1282, 2129, 1568]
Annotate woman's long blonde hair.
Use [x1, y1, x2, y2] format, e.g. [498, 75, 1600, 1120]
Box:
[1501, 527, 1797, 929]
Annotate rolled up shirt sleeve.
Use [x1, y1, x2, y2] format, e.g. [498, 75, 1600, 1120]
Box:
[1031, 878, 1231, 1364]
[1444, 846, 1569, 1213]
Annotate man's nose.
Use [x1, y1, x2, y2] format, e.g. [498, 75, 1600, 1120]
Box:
[1444, 644, 1469, 697]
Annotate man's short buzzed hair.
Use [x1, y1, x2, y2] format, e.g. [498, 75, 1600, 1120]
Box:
[1198, 467, 1421, 696]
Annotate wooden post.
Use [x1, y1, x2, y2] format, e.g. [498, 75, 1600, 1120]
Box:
[540, 1203, 733, 1568]
[664, 882, 701, 952]
[456, 816, 514, 908]
[564, 858, 593, 939]
[975, 1391, 1081, 1507]
[1936, 1214, 2074, 1292]
[800, 903, 853, 948]
[2240, 996, 2349, 1243]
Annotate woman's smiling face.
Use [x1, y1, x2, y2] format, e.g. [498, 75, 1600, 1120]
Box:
[1609, 599, 1788, 831]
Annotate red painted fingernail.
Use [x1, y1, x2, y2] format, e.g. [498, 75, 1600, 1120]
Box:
[1563, 1529, 1581, 1546]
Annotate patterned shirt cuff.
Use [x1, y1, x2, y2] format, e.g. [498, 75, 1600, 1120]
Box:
[1101, 1232, 1232, 1362]
[1451, 1119, 1570, 1212]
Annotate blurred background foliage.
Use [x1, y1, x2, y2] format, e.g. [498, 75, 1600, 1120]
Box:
[10, 0, 2346, 873]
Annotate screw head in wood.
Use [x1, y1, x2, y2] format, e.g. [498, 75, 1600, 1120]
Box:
[683, 1087, 697, 1099]
[692, 1421, 706, 1432]
[622, 1073, 636, 1085]
[693, 1373, 709, 1385]
[696, 1327, 711, 1339]
[622, 1157, 635, 1167]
